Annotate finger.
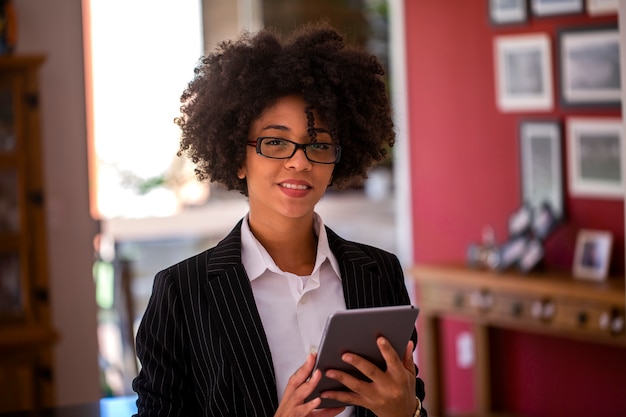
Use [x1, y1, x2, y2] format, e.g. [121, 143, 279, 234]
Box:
[341, 350, 381, 382]
[403, 340, 415, 371]
[376, 337, 404, 372]
[322, 367, 369, 407]
[284, 354, 317, 398]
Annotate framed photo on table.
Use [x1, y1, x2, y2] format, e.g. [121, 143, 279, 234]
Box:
[531, 0, 583, 16]
[558, 25, 621, 107]
[573, 229, 613, 281]
[489, 0, 528, 25]
[519, 120, 564, 219]
[567, 118, 624, 199]
[494, 33, 553, 112]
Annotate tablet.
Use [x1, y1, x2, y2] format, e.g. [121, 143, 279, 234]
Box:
[306, 305, 419, 408]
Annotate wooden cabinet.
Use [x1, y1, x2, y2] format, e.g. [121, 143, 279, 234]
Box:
[0, 55, 57, 413]
[411, 263, 625, 417]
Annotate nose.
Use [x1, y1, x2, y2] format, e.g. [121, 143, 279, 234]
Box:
[285, 147, 312, 170]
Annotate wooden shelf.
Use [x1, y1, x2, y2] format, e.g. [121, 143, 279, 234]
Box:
[411, 263, 625, 417]
[0, 325, 58, 351]
[0, 55, 56, 413]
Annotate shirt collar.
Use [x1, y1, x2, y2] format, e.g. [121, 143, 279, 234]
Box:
[240, 212, 341, 282]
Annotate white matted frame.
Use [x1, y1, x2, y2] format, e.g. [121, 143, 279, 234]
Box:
[558, 25, 621, 107]
[489, 0, 528, 25]
[531, 0, 583, 16]
[572, 229, 613, 281]
[519, 120, 564, 219]
[494, 33, 553, 112]
[567, 118, 624, 199]
[586, 0, 618, 15]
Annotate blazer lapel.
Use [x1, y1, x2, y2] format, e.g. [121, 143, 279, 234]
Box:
[326, 227, 385, 310]
[202, 221, 279, 416]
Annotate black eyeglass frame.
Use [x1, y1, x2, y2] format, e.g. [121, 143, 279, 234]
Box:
[247, 137, 342, 164]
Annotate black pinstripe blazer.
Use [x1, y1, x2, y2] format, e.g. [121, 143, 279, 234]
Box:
[132, 219, 426, 417]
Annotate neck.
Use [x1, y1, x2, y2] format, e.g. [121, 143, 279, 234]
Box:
[247, 213, 318, 275]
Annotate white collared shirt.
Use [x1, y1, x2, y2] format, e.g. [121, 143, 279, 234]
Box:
[241, 213, 354, 416]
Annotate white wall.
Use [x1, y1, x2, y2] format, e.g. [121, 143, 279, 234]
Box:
[14, 0, 100, 407]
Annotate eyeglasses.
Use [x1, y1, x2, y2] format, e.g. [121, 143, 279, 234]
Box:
[247, 137, 341, 164]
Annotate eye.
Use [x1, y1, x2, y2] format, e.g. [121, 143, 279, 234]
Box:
[308, 142, 332, 151]
[264, 138, 289, 147]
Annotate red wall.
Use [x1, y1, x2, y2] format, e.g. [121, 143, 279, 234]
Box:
[404, 1, 625, 415]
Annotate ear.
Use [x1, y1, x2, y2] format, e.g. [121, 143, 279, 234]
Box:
[237, 166, 246, 180]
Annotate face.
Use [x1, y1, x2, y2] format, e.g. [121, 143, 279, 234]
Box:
[238, 95, 335, 223]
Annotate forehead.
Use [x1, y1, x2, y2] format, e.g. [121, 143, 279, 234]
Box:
[250, 95, 328, 133]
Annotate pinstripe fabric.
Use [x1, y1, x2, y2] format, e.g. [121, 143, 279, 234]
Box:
[133, 219, 426, 417]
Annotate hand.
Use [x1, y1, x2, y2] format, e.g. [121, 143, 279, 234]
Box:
[320, 338, 417, 417]
[274, 353, 346, 417]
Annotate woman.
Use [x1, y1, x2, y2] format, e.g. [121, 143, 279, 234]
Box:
[132, 21, 426, 417]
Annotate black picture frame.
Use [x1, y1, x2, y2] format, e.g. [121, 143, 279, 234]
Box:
[557, 25, 621, 108]
[519, 120, 564, 220]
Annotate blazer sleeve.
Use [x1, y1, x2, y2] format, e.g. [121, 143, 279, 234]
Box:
[389, 254, 428, 417]
[132, 268, 198, 417]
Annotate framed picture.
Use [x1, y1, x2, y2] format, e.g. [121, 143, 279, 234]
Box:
[519, 120, 564, 219]
[531, 0, 583, 16]
[518, 237, 544, 273]
[572, 229, 612, 281]
[508, 204, 533, 237]
[496, 235, 529, 271]
[558, 25, 621, 107]
[532, 202, 558, 240]
[494, 33, 553, 112]
[567, 118, 623, 199]
[586, 0, 619, 15]
[489, 0, 528, 25]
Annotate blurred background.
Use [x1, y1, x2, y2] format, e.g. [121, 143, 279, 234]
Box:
[85, 0, 405, 401]
[6, 0, 625, 416]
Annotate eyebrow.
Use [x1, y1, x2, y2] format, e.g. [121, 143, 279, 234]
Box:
[261, 124, 331, 135]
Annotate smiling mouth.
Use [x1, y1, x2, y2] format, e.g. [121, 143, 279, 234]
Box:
[280, 183, 310, 190]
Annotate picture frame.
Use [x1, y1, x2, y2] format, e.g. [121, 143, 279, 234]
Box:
[558, 25, 621, 107]
[572, 229, 612, 281]
[531, 0, 583, 16]
[532, 202, 558, 240]
[586, 0, 619, 15]
[508, 204, 533, 237]
[519, 120, 564, 219]
[494, 33, 553, 112]
[496, 235, 529, 271]
[518, 237, 544, 274]
[489, 0, 528, 25]
[567, 118, 624, 199]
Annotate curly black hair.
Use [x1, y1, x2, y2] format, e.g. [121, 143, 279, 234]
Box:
[175, 21, 395, 196]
